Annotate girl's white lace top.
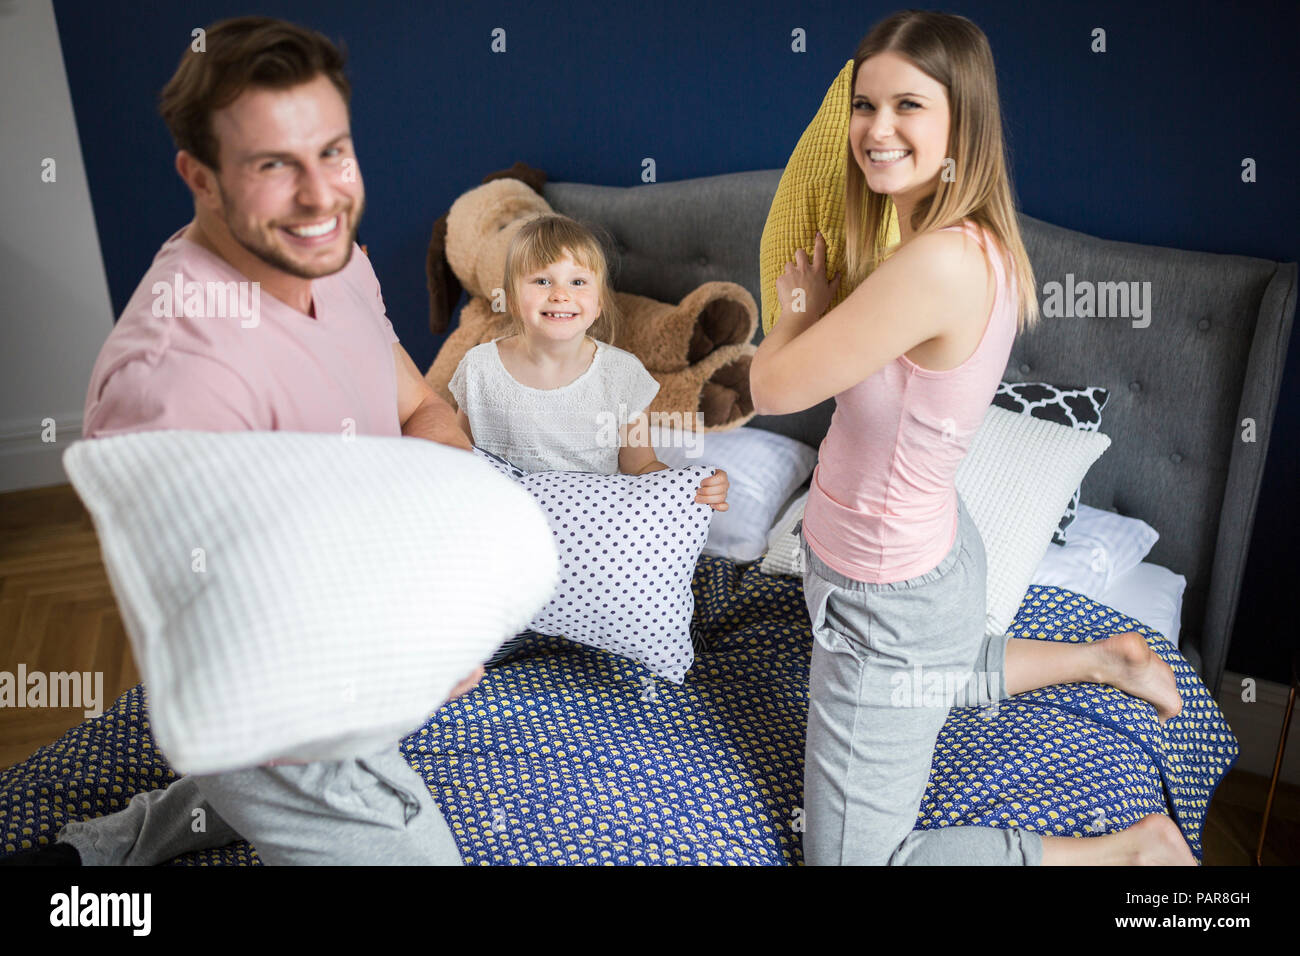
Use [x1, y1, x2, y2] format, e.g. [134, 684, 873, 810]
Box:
[449, 336, 661, 474]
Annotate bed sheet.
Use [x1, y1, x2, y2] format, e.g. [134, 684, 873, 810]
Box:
[0, 556, 1236, 864]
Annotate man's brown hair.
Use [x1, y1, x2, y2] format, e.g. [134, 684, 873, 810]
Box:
[158, 16, 350, 170]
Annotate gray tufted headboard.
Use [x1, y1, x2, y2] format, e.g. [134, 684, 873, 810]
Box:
[542, 170, 1296, 695]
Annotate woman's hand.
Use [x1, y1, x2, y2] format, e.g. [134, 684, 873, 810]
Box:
[775, 231, 841, 323]
[695, 468, 730, 511]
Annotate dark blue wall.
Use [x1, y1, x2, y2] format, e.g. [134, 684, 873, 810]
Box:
[54, 0, 1299, 682]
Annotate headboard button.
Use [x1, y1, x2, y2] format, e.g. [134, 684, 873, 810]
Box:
[1197, 318, 1211, 331]
[1018, 363, 1030, 374]
[1170, 452, 1183, 464]
[1129, 381, 1142, 394]
[697, 255, 709, 267]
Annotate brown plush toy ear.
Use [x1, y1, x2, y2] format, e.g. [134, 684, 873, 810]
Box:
[483, 161, 548, 196]
[648, 343, 757, 433]
[426, 215, 460, 337]
[427, 162, 550, 337]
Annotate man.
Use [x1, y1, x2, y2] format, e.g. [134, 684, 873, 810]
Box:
[14, 16, 476, 866]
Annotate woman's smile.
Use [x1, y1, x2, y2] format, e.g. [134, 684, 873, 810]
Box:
[867, 148, 912, 166]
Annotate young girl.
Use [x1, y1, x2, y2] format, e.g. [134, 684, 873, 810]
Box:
[751, 11, 1192, 866]
[448, 213, 729, 500]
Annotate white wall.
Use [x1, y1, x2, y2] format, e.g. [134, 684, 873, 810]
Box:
[0, 0, 115, 491]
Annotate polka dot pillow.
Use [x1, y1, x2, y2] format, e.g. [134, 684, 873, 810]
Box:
[472, 447, 714, 683]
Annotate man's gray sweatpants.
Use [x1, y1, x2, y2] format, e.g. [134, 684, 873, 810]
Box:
[797, 493, 1044, 866]
[58, 746, 462, 866]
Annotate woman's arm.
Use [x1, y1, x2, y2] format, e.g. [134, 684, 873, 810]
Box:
[750, 230, 985, 416]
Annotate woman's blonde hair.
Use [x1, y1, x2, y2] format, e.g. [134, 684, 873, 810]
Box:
[844, 10, 1039, 331]
[503, 214, 622, 343]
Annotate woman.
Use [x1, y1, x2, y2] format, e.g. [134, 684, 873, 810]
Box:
[750, 10, 1193, 866]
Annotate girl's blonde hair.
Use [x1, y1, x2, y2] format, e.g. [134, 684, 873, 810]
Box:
[844, 10, 1039, 332]
[502, 214, 623, 343]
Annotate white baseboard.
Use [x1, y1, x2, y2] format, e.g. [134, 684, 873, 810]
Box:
[1216, 670, 1299, 787]
[0, 415, 82, 492]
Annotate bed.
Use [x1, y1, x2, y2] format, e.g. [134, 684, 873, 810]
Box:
[2, 169, 1293, 864]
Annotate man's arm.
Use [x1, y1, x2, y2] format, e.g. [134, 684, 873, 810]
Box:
[393, 343, 472, 450]
[454, 407, 475, 446]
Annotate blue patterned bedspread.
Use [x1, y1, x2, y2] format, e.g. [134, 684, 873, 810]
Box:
[1, 556, 1237, 864]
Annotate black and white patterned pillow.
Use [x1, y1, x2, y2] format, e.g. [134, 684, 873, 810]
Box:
[472, 446, 713, 683]
[991, 382, 1110, 544]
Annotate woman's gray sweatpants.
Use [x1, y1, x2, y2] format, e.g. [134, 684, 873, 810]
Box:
[58, 747, 463, 866]
[797, 493, 1044, 866]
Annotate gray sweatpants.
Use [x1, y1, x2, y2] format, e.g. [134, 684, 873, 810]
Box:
[58, 746, 463, 866]
[797, 493, 1044, 866]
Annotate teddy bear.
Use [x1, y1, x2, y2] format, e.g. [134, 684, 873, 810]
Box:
[424, 162, 758, 431]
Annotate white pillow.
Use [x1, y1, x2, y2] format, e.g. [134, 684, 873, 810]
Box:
[62, 431, 558, 775]
[649, 424, 817, 563]
[1030, 503, 1159, 600]
[472, 447, 713, 683]
[756, 409, 1109, 637]
[955, 406, 1112, 636]
[1097, 561, 1186, 647]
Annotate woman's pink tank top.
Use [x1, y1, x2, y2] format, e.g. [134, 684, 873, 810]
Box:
[801, 219, 1019, 583]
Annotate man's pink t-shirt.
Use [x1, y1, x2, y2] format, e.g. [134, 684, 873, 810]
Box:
[83, 228, 401, 439]
[801, 220, 1019, 583]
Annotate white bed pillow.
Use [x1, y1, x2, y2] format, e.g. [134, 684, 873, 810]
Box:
[955, 406, 1112, 636]
[62, 430, 558, 775]
[758, 408, 1112, 638]
[1030, 503, 1159, 600]
[472, 447, 713, 683]
[1097, 561, 1186, 647]
[767, 489, 1179, 646]
[991, 381, 1111, 544]
[649, 424, 817, 563]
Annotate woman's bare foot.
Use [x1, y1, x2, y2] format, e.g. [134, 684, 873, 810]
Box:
[1126, 814, 1199, 864]
[1042, 813, 1198, 865]
[1093, 630, 1183, 724]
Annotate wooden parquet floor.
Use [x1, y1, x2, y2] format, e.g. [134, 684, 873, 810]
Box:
[0, 483, 1295, 865]
[0, 484, 138, 769]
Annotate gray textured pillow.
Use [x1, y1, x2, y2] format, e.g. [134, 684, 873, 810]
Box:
[61, 431, 557, 774]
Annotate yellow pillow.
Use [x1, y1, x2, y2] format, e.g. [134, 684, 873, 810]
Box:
[760, 59, 900, 334]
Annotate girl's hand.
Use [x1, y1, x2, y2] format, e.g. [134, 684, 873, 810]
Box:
[695, 468, 729, 511]
[445, 665, 485, 702]
[775, 231, 841, 322]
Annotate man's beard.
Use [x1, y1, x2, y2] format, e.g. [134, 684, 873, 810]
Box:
[218, 185, 365, 280]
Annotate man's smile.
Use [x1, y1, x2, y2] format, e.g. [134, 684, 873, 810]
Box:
[280, 215, 342, 243]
